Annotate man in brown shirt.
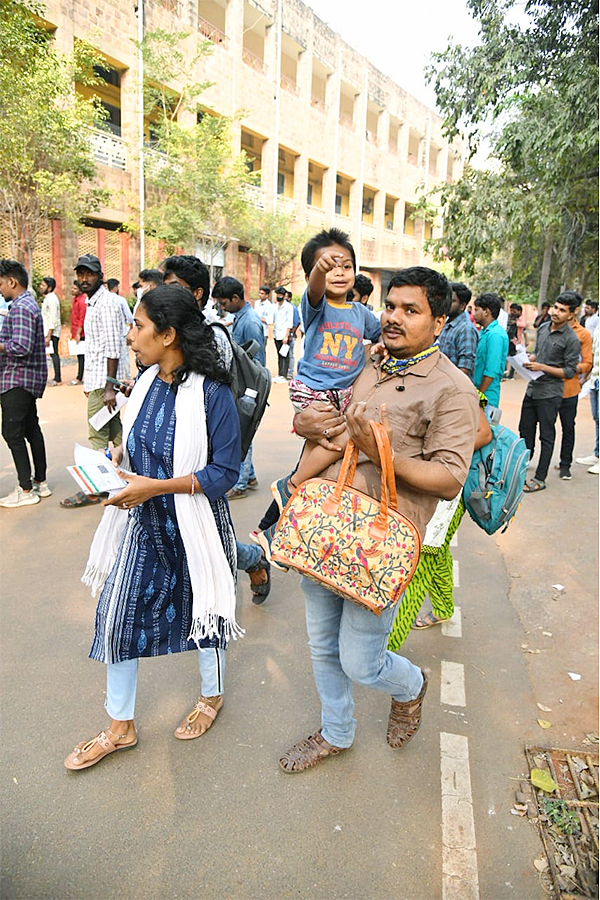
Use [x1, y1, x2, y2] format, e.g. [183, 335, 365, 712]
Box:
[557, 292, 593, 479]
[278, 266, 479, 774]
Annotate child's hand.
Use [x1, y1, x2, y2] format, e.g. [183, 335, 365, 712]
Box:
[369, 341, 389, 362]
[313, 250, 345, 274]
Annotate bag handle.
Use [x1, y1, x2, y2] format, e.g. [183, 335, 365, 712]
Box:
[321, 420, 397, 544]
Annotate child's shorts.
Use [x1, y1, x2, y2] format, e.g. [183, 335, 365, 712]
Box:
[288, 377, 354, 415]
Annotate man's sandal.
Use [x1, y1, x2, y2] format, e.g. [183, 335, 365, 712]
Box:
[174, 696, 223, 740]
[60, 491, 103, 508]
[523, 479, 546, 493]
[387, 671, 428, 749]
[64, 727, 137, 770]
[279, 731, 347, 774]
[246, 554, 271, 604]
[412, 611, 450, 629]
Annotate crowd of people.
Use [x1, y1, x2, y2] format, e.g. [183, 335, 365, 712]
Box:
[0, 235, 597, 774]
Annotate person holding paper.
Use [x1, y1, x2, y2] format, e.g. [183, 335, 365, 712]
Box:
[64, 283, 241, 770]
[61, 254, 127, 508]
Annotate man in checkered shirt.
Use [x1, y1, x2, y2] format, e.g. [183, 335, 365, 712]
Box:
[60, 254, 127, 508]
[0, 259, 50, 508]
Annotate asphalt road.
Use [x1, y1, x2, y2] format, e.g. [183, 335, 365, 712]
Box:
[1, 346, 597, 900]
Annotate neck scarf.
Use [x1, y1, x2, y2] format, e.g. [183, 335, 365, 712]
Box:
[82, 364, 241, 652]
[379, 344, 439, 377]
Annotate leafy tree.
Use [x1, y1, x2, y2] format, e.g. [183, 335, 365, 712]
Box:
[239, 211, 310, 289]
[0, 0, 109, 278]
[423, 0, 598, 303]
[137, 29, 254, 279]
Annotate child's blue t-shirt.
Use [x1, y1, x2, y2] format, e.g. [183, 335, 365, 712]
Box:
[296, 289, 381, 390]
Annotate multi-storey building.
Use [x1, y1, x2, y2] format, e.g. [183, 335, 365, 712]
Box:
[12, 0, 462, 303]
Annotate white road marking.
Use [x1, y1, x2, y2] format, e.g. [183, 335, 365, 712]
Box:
[440, 732, 479, 900]
[442, 606, 462, 638]
[441, 660, 466, 707]
[453, 558, 460, 587]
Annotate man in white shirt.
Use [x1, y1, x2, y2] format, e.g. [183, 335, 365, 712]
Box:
[254, 285, 274, 351]
[61, 254, 127, 508]
[40, 277, 62, 385]
[272, 286, 294, 382]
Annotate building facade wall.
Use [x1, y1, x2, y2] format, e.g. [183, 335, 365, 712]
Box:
[32, 0, 461, 303]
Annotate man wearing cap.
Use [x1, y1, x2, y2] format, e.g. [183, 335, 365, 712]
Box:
[61, 254, 127, 508]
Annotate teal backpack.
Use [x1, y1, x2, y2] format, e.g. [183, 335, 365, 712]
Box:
[463, 424, 530, 534]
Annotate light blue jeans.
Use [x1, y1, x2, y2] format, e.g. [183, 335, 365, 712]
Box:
[234, 443, 256, 492]
[105, 649, 226, 720]
[236, 540, 262, 571]
[302, 577, 424, 749]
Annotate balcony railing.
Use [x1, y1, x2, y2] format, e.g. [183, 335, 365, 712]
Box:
[88, 128, 127, 171]
[243, 183, 265, 210]
[366, 130, 379, 146]
[280, 74, 299, 96]
[276, 196, 297, 217]
[198, 17, 229, 48]
[242, 47, 266, 74]
[306, 205, 326, 228]
[334, 214, 353, 233]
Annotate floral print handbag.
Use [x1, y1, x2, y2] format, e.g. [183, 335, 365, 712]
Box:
[271, 420, 421, 615]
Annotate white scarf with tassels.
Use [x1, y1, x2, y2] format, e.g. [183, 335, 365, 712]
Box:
[81, 364, 241, 646]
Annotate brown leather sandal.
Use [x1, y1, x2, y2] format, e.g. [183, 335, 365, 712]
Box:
[279, 731, 347, 774]
[174, 695, 223, 740]
[386, 671, 428, 749]
[64, 727, 137, 770]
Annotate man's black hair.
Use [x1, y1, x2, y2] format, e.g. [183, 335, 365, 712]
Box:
[162, 255, 209, 303]
[106, 278, 120, 292]
[139, 269, 164, 286]
[259, 284, 270, 293]
[555, 290, 584, 312]
[42, 276, 56, 291]
[274, 285, 286, 297]
[509, 303, 523, 314]
[354, 273, 374, 298]
[387, 266, 451, 317]
[474, 293, 502, 319]
[300, 228, 356, 276]
[541, 301, 550, 309]
[450, 282, 472, 307]
[212, 276, 244, 301]
[585, 299, 599, 311]
[0, 259, 28, 288]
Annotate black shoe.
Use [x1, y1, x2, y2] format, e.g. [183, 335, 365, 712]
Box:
[559, 468, 572, 480]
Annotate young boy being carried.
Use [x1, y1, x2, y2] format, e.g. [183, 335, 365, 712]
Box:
[256, 228, 381, 555]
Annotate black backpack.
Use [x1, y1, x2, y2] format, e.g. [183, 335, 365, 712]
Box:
[212, 322, 272, 459]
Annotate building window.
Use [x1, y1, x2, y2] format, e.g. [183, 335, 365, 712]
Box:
[404, 202, 416, 236]
[385, 195, 397, 231]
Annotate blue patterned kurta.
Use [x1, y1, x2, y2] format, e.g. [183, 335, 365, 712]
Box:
[90, 376, 240, 664]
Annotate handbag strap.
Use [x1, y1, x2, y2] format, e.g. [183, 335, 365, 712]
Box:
[369, 420, 398, 509]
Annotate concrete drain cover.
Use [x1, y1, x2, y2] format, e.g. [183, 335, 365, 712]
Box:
[525, 746, 599, 899]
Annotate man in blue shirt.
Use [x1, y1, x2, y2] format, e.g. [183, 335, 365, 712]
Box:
[211, 276, 265, 499]
[438, 282, 479, 377]
[472, 293, 509, 411]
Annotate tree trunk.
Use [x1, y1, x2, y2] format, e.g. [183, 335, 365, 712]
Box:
[538, 237, 553, 309]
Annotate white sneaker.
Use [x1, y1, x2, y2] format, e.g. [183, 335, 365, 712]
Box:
[33, 480, 52, 498]
[588, 464, 599, 474]
[0, 487, 40, 508]
[575, 455, 599, 466]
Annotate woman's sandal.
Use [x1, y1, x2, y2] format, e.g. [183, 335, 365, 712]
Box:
[523, 478, 546, 493]
[412, 611, 450, 629]
[60, 491, 103, 508]
[279, 731, 347, 774]
[174, 695, 223, 740]
[64, 727, 137, 770]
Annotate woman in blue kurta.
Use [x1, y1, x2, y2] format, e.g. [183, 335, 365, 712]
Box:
[65, 284, 241, 770]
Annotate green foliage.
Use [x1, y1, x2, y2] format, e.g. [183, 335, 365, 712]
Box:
[240, 212, 311, 289]
[136, 29, 257, 263]
[542, 798, 581, 836]
[0, 1, 109, 268]
[424, 0, 599, 301]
